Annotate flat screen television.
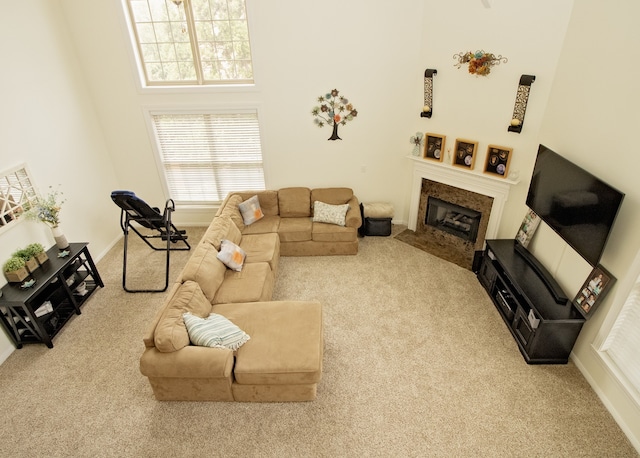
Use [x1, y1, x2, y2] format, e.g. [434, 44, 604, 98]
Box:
[526, 144, 624, 267]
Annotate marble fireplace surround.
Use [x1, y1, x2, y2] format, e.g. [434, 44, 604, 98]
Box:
[404, 157, 519, 268]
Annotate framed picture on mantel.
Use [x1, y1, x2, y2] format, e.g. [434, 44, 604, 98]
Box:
[423, 133, 446, 162]
[573, 265, 615, 320]
[452, 139, 478, 169]
[484, 145, 512, 178]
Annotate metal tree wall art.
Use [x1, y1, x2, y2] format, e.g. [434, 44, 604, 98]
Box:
[312, 89, 358, 140]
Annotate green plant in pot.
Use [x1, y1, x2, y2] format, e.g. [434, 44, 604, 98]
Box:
[3, 257, 29, 283]
[13, 248, 40, 274]
[25, 243, 49, 265]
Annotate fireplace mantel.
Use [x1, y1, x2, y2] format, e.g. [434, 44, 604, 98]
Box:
[407, 156, 520, 239]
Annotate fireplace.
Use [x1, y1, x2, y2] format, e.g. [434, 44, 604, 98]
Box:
[409, 178, 493, 268]
[425, 197, 481, 243]
[398, 157, 519, 269]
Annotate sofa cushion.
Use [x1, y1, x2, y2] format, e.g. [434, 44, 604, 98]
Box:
[311, 187, 353, 206]
[312, 223, 357, 242]
[154, 281, 212, 353]
[238, 195, 264, 225]
[218, 194, 245, 231]
[278, 187, 311, 217]
[312, 201, 349, 226]
[240, 233, 280, 272]
[183, 312, 251, 350]
[202, 216, 242, 250]
[180, 242, 227, 303]
[240, 215, 280, 235]
[278, 217, 312, 242]
[217, 239, 246, 272]
[213, 301, 323, 385]
[234, 191, 279, 216]
[213, 262, 274, 304]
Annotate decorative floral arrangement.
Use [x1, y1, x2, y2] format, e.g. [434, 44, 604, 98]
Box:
[453, 50, 507, 76]
[409, 132, 423, 156]
[312, 89, 358, 140]
[25, 186, 66, 228]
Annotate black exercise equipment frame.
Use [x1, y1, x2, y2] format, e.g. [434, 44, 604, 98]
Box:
[111, 191, 190, 293]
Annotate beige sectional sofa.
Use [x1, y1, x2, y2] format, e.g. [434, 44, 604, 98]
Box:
[218, 187, 361, 256]
[139, 187, 361, 401]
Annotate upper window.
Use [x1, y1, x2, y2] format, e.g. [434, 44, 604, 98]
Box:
[125, 0, 253, 86]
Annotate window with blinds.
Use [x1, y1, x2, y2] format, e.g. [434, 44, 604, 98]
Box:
[600, 273, 640, 401]
[151, 112, 265, 203]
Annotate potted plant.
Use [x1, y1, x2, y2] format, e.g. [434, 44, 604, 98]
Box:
[3, 257, 29, 283]
[13, 248, 39, 273]
[25, 242, 49, 265]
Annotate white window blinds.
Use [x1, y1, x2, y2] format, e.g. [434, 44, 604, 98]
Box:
[600, 275, 640, 398]
[151, 112, 265, 203]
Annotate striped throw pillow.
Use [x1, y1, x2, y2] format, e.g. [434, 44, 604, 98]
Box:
[183, 312, 250, 350]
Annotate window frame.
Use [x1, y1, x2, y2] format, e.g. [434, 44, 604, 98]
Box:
[121, 0, 256, 89]
[143, 106, 268, 207]
[593, 248, 640, 408]
[0, 164, 38, 235]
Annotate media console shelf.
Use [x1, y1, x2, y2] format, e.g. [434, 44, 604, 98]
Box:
[0, 243, 103, 349]
[477, 239, 585, 364]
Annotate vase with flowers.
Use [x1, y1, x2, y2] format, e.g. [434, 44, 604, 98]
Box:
[25, 187, 69, 250]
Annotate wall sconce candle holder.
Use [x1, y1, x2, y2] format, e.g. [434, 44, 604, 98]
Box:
[508, 74, 536, 133]
[420, 69, 437, 118]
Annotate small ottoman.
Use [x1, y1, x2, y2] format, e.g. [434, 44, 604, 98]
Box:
[360, 202, 394, 237]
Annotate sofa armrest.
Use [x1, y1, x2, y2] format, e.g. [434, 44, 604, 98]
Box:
[142, 282, 182, 348]
[140, 345, 234, 379]
[345, 195, 362, 229]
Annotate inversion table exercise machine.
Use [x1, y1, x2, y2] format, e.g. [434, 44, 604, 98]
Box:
[110, 190, 190, 292]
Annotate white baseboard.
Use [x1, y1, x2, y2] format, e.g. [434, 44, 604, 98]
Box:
[571, 350, 640, 453]
[0, 342, 14, 366]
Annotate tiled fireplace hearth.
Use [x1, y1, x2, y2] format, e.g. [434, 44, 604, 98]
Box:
[398, 157, 519, 269]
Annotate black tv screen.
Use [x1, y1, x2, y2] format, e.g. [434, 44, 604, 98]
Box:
[526, 145, 624, 267]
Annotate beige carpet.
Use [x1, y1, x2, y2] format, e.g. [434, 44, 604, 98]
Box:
[0, 226, 636, 457]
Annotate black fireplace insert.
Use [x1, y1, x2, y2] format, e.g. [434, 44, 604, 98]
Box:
[425, 196, 481, 242]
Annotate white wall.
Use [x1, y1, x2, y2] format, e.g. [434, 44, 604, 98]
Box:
[414, 0, 574, 238]
[0, 1, 121, 360]
[532, 0, 640, 449]
[59, 0, 573, 229]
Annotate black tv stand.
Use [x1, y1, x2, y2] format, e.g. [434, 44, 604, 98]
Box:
[477, 239, 584, 364]
[514, 241, 568, 304]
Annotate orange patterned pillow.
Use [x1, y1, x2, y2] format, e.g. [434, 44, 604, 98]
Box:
[238, 195, 264, 225]
[216, 239, 246, 272]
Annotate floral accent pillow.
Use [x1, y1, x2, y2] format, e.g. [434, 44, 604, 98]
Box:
[216, 239, 246, 271]
[312, 201, 350, 226]
[238, 195, 264, 225]
[183, 312, 250, 350]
